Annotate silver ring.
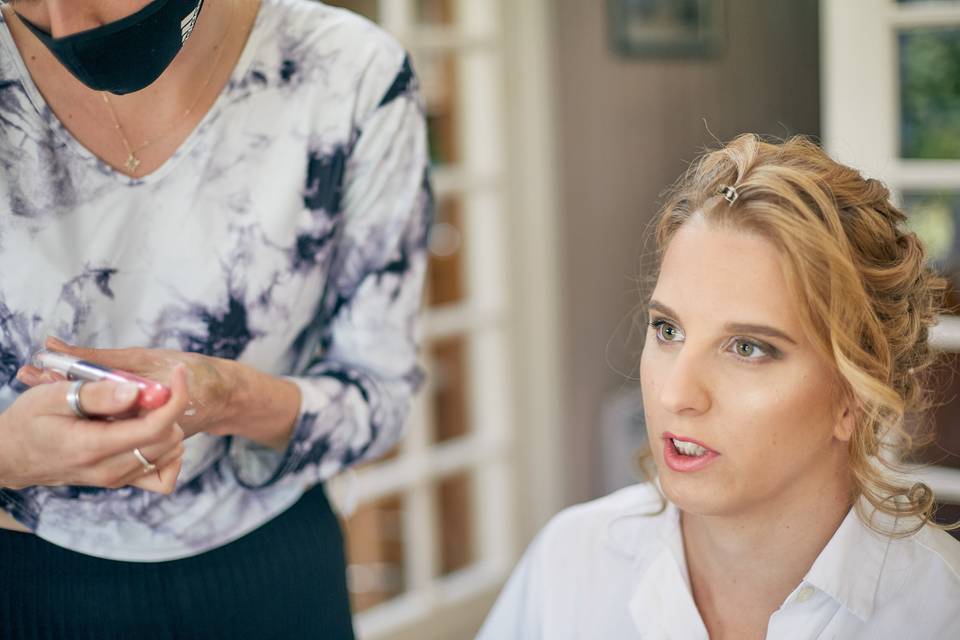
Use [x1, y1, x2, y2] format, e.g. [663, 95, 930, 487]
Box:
[66, 380, 90, 419]
[132, 448, 157, 474]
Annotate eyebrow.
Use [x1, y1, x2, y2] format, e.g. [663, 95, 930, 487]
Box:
[647, 300, 798, 346]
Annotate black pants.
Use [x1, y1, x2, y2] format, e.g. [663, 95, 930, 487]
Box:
[0, 484, 355, 640]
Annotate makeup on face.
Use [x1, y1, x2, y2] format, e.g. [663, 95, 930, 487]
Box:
[640, 223, 853, 522]
[32, 350, 171, 410]
[646, 301, 791, 365]
[661, 432, 720, 473]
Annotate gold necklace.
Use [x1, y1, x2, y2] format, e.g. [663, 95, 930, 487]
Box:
[100, 15, 233, 175]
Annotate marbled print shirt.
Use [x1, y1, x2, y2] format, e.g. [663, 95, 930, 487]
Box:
[0, 0, 431, 561]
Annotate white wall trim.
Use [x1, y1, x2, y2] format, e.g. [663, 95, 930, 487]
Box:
[500, 0, 565, 548]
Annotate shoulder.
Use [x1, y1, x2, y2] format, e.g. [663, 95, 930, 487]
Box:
[261, 0, 401, 53]
[910, 525, 960, 587]
[873, 523, 960, 628]
[533, 483, 668, 562]
[478, 484, 667, 637]
[254, 0, 409, 107]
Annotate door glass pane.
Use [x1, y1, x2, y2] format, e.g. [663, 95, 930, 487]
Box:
[436, 471, 475, 574]
[899, 27, 960, 159]
[933, 502, 960, 541]
[903, 191, 960, 271]
[416, 0, 456, 25]
[414, 51, 460, 166]
[344, 495, 406, 612]
[904, 191, 960, 470]
[323, 0, 379, 22]
[429, 336, 470, 443]
[920, 349, 960, 470]
[427, 196, 466, 306]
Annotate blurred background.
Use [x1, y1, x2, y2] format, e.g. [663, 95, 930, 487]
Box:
[314, 1, 960, 637]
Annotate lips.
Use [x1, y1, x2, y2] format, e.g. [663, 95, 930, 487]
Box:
[661, 432, 720, 473]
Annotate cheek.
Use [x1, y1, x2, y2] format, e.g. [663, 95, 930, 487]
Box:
[639, 344, 662, 417]
[639, 343, 654, 393]
[639, 344, 670, 458]
[715, 371, 837, 468]
[639, 328, 668, 394]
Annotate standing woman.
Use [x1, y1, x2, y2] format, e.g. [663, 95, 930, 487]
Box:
[479, 135, 960, 639]
[0, 0, 431, 638]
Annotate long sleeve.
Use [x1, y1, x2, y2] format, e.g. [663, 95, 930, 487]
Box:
[0, 0, 440, 561]
[229, 52, 432, 488]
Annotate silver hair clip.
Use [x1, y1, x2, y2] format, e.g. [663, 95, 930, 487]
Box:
[718, 185, 739, 204]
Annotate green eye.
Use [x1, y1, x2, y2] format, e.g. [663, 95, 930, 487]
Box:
[733, 339, 768, 359]
[649, 319, 683, 342]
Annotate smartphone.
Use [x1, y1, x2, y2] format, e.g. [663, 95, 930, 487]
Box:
[31, 350, 172, 410]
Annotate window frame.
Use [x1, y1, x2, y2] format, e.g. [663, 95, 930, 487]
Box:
[822, 0, 960, 503]
[323, 0, 564, 637]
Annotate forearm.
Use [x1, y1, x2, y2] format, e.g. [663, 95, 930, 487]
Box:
[216, 360, 302, 451]
[0, 510, 29, 532]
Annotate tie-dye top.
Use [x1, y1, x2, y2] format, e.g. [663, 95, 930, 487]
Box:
[0, 0, 430, 561]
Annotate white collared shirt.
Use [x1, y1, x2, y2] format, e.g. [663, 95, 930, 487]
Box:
[478, 483, 960, 639]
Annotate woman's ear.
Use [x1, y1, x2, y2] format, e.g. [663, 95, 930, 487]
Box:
[833, 400, 856, 442]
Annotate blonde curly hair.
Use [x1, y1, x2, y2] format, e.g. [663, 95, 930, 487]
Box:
[642, 133, 954, 536]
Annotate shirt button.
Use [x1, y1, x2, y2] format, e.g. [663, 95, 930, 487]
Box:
[796, 586, 815, 603]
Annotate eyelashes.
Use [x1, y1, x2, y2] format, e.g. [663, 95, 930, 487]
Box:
[730, 338, 774, 360]
[649, 319, 683, 343]
[647, 318, 782, 362]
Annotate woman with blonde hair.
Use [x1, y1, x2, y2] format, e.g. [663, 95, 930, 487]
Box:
[479, 135, 960, 639]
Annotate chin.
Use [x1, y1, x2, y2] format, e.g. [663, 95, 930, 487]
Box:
[656, 465, 738, 518]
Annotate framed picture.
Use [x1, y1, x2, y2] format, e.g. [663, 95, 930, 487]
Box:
[608, 0, 725, 58]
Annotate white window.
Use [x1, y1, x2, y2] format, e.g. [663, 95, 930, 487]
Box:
[323, 1, 563, 637]
[822, 0, 960, 510]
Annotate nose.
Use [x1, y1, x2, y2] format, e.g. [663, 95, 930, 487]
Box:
[655, 343, 711, 416]
[44, 1, 153, 38]
[46, 11, 106, 39]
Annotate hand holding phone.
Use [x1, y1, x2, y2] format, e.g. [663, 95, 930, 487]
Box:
[32, 350, 172, 410]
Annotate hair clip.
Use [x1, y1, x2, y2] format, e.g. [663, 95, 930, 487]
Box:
[718, 185, 739, 204]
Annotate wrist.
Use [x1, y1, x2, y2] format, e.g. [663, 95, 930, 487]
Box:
[212, 357, 246, 426]
[215, 362, 301, 451]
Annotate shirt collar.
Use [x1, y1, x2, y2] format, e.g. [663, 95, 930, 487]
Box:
[622, 500, 709, 639]
[801, 501, 895, 621]
[605, 487, 898, 626]
[602, 482, 680, 569]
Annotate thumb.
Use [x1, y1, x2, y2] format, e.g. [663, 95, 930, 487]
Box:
[79, 380, 142, 417]
[43, 379, 141, 418]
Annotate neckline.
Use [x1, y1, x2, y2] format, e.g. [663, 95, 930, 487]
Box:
[0, 0, 267, 186]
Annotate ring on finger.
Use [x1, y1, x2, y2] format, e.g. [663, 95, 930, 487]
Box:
[132, 448, 157, 474]
[66, 380, 90, 419]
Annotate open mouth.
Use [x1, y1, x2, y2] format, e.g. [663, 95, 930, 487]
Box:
[671, 437, 709, 457]
[662, 433, 719, 472]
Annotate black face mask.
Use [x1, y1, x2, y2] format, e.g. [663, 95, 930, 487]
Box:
[18, 0, 205, 95]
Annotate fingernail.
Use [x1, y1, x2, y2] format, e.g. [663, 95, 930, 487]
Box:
[114, 383, 139, 403]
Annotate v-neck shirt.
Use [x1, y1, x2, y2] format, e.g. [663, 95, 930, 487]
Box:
[0, 0, 431, 561]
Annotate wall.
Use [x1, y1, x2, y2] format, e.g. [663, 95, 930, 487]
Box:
[553, 0, 822, 504]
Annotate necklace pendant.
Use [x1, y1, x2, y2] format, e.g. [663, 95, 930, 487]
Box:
[124, 153, 141, 173]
